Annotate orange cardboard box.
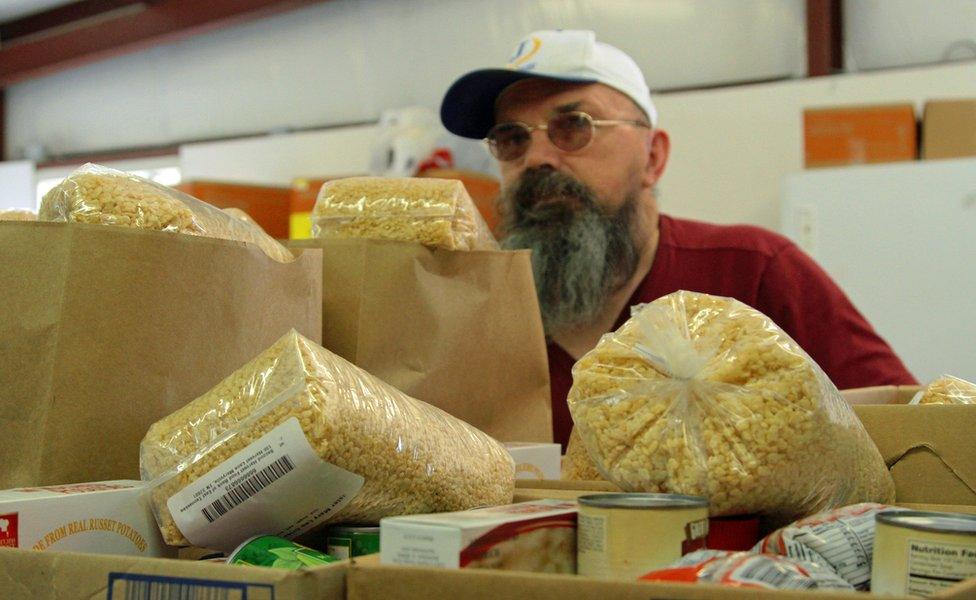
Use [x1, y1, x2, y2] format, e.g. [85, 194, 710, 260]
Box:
[804, 104, 917, 168]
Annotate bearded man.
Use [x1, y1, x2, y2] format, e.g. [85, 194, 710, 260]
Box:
[440, 30, 916, 449]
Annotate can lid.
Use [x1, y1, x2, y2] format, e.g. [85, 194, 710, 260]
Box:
[877, 511, 976, 535]
[578, 493, 708, 510]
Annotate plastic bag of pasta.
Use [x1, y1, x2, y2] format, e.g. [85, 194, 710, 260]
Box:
[140, 330, 514, 551]
[911, 374, 976, 405]
[39, 163, 293, 262]
[566, 290, 894, 525]
[312, 176, 498, 251]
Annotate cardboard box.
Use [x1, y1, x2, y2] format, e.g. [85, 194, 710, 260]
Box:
[0, 547, 345, 600]
[842, 386, 976, 506]
[505, 443, 562, 480]
[0, 481, 170, 558]
[348, 552, 975, 600]
[804, 104, 917, 168]
[921, 100, 976, 159]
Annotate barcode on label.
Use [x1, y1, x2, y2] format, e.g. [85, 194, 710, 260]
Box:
[107, 573, 272, 600]
[201, 455, 295, 523]
[733, 558, 816, 589]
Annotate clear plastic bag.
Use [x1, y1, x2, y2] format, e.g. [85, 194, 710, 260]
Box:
[312, 176, 499, 251]
[911, 374, 976, 405]
[38, 163, 294, 262]
[566, 291, 894, 525]
[0, 209, 36, 221]
[140, 330, 515, 547]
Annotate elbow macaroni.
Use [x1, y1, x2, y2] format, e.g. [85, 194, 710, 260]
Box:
[141, 330, 515, 546]
[565, 291, 894, 524]
[39, 164, 294, 262]
[312, 176, 498, 251]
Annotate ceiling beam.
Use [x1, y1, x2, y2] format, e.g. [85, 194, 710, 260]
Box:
[0, 0, 145, 44]
[0, 0, 328, 87]
[807, 0, 843, 77]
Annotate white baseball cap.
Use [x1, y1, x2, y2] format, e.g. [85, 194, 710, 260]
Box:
[440, 29, 657, 139]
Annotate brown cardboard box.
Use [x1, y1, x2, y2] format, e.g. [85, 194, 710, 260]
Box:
[921, 100, 976, 159]
[842, 386, 976, 506]
[804, 104, 917, 168]
[348, 553, 975, 600]
[0, 547, 346, 599]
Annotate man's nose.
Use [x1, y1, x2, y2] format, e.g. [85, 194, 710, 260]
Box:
[520, 128, 562, 170]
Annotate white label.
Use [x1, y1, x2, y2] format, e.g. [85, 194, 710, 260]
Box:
[380, 521, 460, 568]
[906, 538, 976, 597]
[576, 512, 609, 577]
[167, 418, 364, 551]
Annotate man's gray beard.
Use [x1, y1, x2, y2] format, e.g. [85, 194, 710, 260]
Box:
[499, 168, 639, 337]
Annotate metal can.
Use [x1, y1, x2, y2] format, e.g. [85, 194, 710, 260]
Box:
[872, 511, 976, 597]
[577, 493, 709, 580]
[325, 525, 380, 559]
[227, 535, 339, 569]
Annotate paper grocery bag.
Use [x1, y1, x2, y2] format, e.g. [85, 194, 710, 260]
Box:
[0, 222, 322, 488]
[291, 238, 552, 442]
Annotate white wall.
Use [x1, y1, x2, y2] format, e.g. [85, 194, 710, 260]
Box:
[5, 0, 805, 159]
[179, 125, 378, 186]
[0, 161, 35, 210]
[654, 60, 976, 230]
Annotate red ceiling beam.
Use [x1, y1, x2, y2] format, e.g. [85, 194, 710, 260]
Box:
[807, 0, 843, 77]
[0, 0, 329, 87]
[0, 0, 145, 44]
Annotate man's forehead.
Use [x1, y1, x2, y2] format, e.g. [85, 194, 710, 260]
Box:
[495, 79, 627, 119]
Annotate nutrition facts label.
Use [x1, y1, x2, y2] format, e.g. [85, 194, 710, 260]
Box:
[906, 538, 976, 597]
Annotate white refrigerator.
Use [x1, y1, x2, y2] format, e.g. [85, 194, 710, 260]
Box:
[781, 157, 976, 384]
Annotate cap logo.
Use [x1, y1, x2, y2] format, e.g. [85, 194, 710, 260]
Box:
[507, 36, 541, 69]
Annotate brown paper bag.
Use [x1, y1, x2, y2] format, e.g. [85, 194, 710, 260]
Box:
[0, 222, 322, 488]
[291, 238, 552, 442]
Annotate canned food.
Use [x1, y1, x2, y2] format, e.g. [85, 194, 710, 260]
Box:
[577, 493, 709, 580]
[872, 511, 976, 597]
[227, 535, 339, 569]
[326, 525, 380, 559]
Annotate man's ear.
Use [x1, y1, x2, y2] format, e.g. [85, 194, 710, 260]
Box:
[642, 129, 670, 188]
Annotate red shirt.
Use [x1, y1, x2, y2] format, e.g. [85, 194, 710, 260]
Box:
[548, 214, 916, 450]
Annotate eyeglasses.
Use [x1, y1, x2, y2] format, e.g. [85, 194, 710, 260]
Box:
[485, 111, 650, 161]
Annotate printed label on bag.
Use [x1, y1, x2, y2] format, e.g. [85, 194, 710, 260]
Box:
[167, 417, 364, 551]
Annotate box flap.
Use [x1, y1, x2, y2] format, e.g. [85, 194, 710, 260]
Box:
[348, 555, 906, 600]
[854, 405, 976, 502]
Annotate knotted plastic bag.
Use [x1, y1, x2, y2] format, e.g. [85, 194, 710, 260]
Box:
[566, 291, 894, 524]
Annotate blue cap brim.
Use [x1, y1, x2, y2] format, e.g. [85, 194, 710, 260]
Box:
[439, 69, 596, 139]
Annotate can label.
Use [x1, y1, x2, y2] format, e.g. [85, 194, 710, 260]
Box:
[682, 518, 709, 554]
[228, 535, 338, 569]
[906, 539, 976, 596]
[166, 417, 364, 551]
[326, 530, 379, 559]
